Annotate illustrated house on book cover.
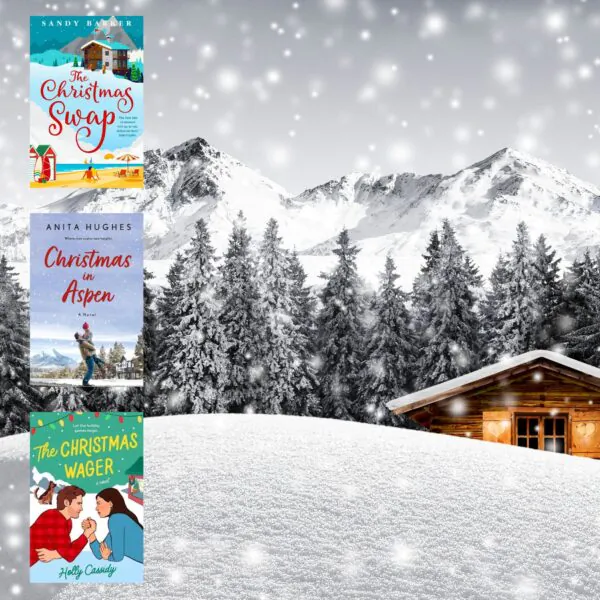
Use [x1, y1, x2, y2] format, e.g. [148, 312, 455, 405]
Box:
[29, 213, 144, 388]
[81, 40, 131, 75]
[387, 350, 600, 459]
[29, 16, 144, 189]
[29, 412, 144, 583]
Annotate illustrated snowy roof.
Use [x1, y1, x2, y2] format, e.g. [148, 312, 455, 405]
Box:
[80, 40, 131, 51]
[387, 350, 600, 413]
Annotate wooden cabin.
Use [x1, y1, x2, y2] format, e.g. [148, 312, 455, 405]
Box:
[80, 40, 130, 75]
[387, 351, 600, 459]
[30, 144, 57, 182]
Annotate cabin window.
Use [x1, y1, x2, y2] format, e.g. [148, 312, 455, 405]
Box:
[516, 416, 539, 449]
[105, 50, 109, 56]
[515, 415, 567, 454]
[543, 416, 566, 453]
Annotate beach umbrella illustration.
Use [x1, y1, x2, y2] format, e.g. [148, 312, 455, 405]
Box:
[116, 153, 139, 173]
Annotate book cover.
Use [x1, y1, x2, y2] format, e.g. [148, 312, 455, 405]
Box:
[29, 213, 144, 388]
[29, 412, 144, 583]
[29, 16, 144, 189]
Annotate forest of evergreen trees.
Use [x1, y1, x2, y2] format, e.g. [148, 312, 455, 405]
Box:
[1, 215, 599, 437]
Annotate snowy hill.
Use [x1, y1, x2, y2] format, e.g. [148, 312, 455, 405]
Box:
[30, 349, 77, 370]
[1, 414, 599, 599]
[4, 142, 600, 288]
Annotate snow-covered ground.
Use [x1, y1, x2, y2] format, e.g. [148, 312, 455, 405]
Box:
[1, 414, 600, 598]
[31, 378, 143, 388]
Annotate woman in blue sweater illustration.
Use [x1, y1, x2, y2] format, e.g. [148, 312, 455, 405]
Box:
[86, 488, 143, 563]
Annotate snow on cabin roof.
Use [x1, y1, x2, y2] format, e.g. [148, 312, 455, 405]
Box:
[386, 350, 600, 413]
[80, 40, 131, 51]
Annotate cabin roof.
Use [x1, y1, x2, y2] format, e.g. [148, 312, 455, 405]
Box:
[80, 40, 131, 51]
[386, 350, 600, 414]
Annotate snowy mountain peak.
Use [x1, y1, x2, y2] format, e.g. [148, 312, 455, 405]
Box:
[463, 147, 600, 197]
[161, 137, 223, 166]
[31, 350, 77, 369]
[5, 139, 600, 289]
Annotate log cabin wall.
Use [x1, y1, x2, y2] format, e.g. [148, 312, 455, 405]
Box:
[406, 363, 600, 457]
[84, 45, 103, 69]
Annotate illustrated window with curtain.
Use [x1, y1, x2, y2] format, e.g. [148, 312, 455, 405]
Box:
[516, 415, 567, 453]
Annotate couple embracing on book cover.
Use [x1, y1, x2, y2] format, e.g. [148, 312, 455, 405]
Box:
[74, 321, 106, 387]
[30, 485, 143, 569]
[30, 411, 144, 583]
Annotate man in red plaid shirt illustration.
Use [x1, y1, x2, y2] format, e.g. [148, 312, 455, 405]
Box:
[30, 485, 96, 566]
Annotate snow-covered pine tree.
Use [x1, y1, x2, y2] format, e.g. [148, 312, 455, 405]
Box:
[155, 252, 186, 412]
[563, 250, 600, 364]
[561, 251, 600, 334]
[317, 229, 365, 420]
[107, 342, 124, 363]
[126, 269, 160, 414]
[495, 222, 539, 356]
[359, 255, 415, 425]
[532, 234, 563, 348]
[171, 219, 228, 414]
[0, 255, 40, 436]
[49, 387, 85, 411]
[287, 251, 318, 415]
[415, 221, 481, 389]
[412, 229, 441, 340]
[218, 212, 265, 411]
[83, 388, 121, 413]
[256, 219, 297, 414]
[480, 253, 511, 363]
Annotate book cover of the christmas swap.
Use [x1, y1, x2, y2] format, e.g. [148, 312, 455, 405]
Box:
[29, 16, 144, 188]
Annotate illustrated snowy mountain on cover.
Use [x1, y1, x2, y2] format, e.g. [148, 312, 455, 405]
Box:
[29, 213, 143, 387]
[29, 412, 144, 583]
[29, 16, 144, 189]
